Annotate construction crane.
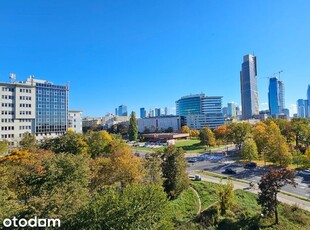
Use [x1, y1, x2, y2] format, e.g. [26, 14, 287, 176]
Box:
[273, 70, 283, 80]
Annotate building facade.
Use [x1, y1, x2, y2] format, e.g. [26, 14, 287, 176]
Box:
[140, 108, 146, 118]
[227, 102, 236, 118]
[240, 54, 259, 120]
[0, 76, 69, 146]
[34, 78, 69, 138]
[176, 94, 224, 130]
[176, 94, 203, 116]
[117, 105, 127, 116]
[137, 116, 183, 133]
[307, 85, 310, 118]
[68, 110, 83, 133]
[297, 99, 307, 118]
[0, 81, 36, 147]
[268, 77, 285, 118]
[154, 108, 161, 117]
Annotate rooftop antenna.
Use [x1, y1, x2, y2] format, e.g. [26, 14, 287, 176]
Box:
[9, 73, 16, 83]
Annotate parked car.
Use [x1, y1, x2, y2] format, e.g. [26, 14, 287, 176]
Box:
[244, 162, 257, 169]
[187, 158, 197, 163]
[297, 170, 310, 176]
[224, 168, 237, 174]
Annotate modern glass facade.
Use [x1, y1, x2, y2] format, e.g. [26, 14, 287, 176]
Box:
[176, 94, 224, 129]
[307, 85, 310, 118]
[297, 99, 307, 118]
[240, 54, 259, 120]
[176, 94, 202, 116]
[268, 77, 285, 117]
[140, 107, 146, 118]
[227, 102, 236, 118]
[117, 105, 127, 116]
[35, 81, 68, 135]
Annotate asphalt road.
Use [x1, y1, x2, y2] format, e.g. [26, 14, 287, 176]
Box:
[187, 151, 310, 199]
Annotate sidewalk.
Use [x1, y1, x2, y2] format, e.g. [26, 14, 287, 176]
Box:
[189, 171, 310, 212]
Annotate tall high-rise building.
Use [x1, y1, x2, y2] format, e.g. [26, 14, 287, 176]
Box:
[307, 85, 310, 118]
[154, 108, 161, 117]
[227, 102, 236, 118]
[240, 54, 259, 120]
[268, 77, 285, 117]
[297, 99, 307, 118]
[117, 105, 127, 116]
[140, 108, 146, 118]
[164, 107, 169, 116]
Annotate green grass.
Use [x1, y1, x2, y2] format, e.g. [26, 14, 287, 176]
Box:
[191, 181, 219, 210]
[180, 181, 310, 229]
[169, 188, 200, 223]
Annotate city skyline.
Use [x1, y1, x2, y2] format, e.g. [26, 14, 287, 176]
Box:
[1, 1, 310, 116]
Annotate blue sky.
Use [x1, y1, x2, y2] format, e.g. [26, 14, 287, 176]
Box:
[0, 0, 309, 117]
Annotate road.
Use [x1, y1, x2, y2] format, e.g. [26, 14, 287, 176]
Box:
[186, 150, 310, 200]
[189, 172, 310, 212]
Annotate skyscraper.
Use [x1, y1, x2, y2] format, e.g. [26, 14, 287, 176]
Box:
[307, 85, 310, 118]
[297, 99, 307, 118]
[117, 105, 127, 116]
[227, 102, 236, 118]
[140, 107, 146, 118]
[240, 54, 259, 120]
[154, 108, 161, 117]
[268, 77, 285, 117]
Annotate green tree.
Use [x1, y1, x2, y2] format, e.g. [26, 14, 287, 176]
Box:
[199, 126, 216, 146]
[292, 118, 310, 153]
[27, 153, 90, 222]
[161, 145, 189, 199]
[301, 146, 310, 168]
[85, 130, 112, 158]
[41, 131, 88, 154]
[128, 111, 138, 141]
[258, 169, 296, 225]
[217, 179, 234, 215]
[67, 184, 173, 229]
[227, 122, 251, 149]
[144, 152, 163, 185]
[19, 132, 37, 151]
[241, 138, 258, 161]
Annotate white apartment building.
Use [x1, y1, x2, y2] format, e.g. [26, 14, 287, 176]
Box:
[0, 82, 36, 147]
[68, 110, 83, 133]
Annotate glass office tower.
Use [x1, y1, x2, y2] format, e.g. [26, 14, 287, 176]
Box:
[268, 77, 284, 117]
[240, 54, 259, 120]
[34, 79, 69, 137]
[176, 94, 203, 116]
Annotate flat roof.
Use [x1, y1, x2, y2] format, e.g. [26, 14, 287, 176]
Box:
[142, 133, 189, 140]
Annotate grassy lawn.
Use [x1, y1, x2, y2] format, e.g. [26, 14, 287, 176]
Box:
[169, 188, 199, 224]
[191, 181, 219, 210]
[185, 181, 310, 229]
